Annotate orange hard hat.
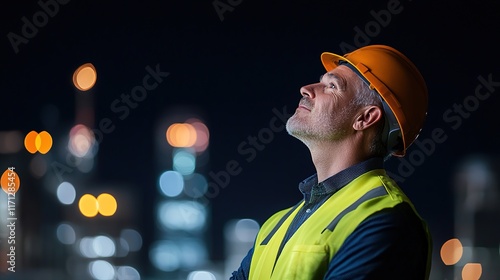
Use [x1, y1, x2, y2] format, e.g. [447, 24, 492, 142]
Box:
[320, 45, 428, 157]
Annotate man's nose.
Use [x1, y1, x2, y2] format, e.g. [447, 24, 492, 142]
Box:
[300, 83, 317, 99]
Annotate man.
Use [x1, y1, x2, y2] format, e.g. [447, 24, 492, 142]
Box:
[230, 45, 432, 279]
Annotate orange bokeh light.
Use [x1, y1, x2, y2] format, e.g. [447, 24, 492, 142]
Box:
[440, 238, 463, 265]
[73, 63, 97, 91]
[1, 168, 20, 194]
[97, 193, 117, 216]
[462, 263, 482, 280]
[79, 194, 99, 218]
[166, 123, 197, 147]
[24, 131, 53, 154]
[79, 193, 118, 217]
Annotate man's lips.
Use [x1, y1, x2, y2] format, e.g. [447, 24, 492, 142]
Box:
[298, 104, 311, 111]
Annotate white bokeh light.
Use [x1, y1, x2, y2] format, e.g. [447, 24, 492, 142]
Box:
[56, 182, 76, 205]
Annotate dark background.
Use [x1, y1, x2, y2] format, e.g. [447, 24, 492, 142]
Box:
[1, 0, 499, 279]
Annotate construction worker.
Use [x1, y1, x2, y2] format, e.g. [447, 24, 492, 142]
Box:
[230, 45, 432, 279]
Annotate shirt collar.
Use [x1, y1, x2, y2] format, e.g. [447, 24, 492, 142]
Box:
[298, 157, 384, 201]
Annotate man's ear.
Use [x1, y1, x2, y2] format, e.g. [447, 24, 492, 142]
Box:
[352, 106, 383, 131]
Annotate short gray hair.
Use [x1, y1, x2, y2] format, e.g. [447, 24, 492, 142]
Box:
[352, 80, 388, 157]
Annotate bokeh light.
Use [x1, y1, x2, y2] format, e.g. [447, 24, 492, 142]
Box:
[157, 201, 206, 231]
[120, 229, 142, 252]
[79, 237, 98, 258]
[166, 123, 197, 147]
[73, 63, 97, 91]
[97, 193, 118, 216]
[0, 130, 23, 154]
[159, 170, 184, 197]
[173, 149, 196, 175]
[187, 118, 210, 153]
[150, 240, 181, 272]
[440, 238, 463, 265]
[69, 124, 96, 157]
[89, 260, 115, 280]
[177, 238, 208, 269]
[462, 263, 482, 280]
[184, 173, 208, 198]
[234, 219, 260, 242]
[149, 239, 207, 272]
[187, 271, 216, 280]
[1, 168, 20, 194]
[116, 266, 140, 280]
[57, 182, 76, 205]
[24, 130, 53, 154]
[56, 223, 76, 245]
[79, 194, 99, 218]
[93, 235, 116, 257]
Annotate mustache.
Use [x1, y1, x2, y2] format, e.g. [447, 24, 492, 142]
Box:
[299, 97, 313, 109]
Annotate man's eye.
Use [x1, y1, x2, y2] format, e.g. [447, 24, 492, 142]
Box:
[328, 83, 335, 89]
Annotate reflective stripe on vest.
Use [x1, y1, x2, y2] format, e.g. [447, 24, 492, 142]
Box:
[248, 169, 420, 280]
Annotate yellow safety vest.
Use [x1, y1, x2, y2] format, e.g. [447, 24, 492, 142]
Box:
[248, 169, 429, 280]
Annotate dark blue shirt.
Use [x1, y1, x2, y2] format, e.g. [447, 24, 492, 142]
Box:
[230, 158, 431, 279]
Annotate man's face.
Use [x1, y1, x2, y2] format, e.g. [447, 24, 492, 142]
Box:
[286, 65, 362, 143]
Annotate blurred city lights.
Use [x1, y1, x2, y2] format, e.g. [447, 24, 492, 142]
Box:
[187, 119, 210, 153]
[116, 266, 141, 280]
[89, 260, 115, 280]
[1, 168, 20, 194]
[57, 181, 76, 205]
[73, 63, 97, 91]
[149, 239, 208, 272]
[157, 201, 206, 231]
[149, 240, 181, 272]
[97, 193, 118, 216]
[93, 235, 116, 257]
[79, 237, 98, 258]
[177, 238, 208, 269]
[462, 263, 482, 280]
[69, 124, 96, 157]
[56, 223, 76, 245]
[173, 148, 196, 175]
[120, 228, 143, 252]
[0, 130, 23, 154]
[234, 219, 260, 242]
[441, 238, 464, 265]
[166, 123, 197, 147]
[24, 130, 53, 154]
[187, 271, 217, 280]
[79, 194, 99, 218]
[159, 170, 184, 197]
[183, 173, 208, 198]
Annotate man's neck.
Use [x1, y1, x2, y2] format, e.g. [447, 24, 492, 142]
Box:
[308, 140, 368, 182]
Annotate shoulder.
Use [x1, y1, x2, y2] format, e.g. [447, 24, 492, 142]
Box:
[326, 202, 431, 279]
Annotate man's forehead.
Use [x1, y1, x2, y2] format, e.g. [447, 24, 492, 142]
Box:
[325, 65, 357, 79]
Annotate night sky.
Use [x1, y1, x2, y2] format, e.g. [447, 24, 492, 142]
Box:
[1, 0, 500, 278]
